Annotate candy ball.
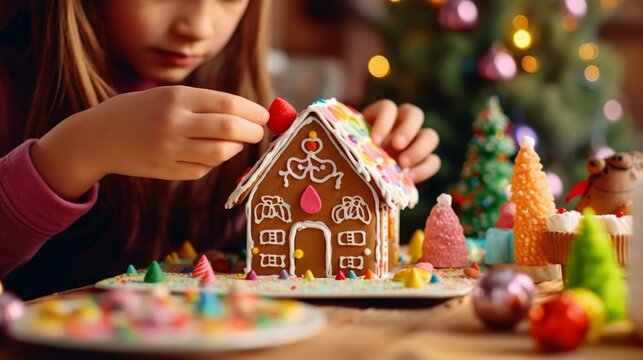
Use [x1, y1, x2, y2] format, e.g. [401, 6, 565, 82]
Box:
[472, 269, 534, 330]
[529, 291, 590, 352]
[567, 289, 606, 342]
[0, 292, 25, 332]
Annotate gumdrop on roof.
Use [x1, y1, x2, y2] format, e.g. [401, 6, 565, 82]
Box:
[226, 98, 419, 209]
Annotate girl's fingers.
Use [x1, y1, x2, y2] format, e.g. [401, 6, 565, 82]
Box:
[185, 113, 265, 144]
[397, 128, 440, 168]
[169, 162, 214, 181]
[390, 103, 424, 150]
[161, 86, 269, 125]
[177, 139, 244, 167]
[363, 99, 397, 145]
[409, 154, 441, 183]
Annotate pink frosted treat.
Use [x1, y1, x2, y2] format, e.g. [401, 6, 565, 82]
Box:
[495, 201, 516, 229]
[419, 194, 469, 268]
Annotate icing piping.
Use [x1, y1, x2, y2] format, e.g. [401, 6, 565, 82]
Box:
[339, 256, 364, 270]
[278, 136, 344, 189]
[331, 196, 371, 224]
[337, 230, 367, 246]
[289, 221, 333, 278]
[254, 196, 292, 224]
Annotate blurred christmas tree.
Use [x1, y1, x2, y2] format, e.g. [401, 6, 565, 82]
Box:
[452, 97, 515, 237]
[365, 0, 636, 239]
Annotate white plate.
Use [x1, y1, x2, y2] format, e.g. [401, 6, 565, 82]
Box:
[8, 298, 326, 354]
[95, 270, 474, 299]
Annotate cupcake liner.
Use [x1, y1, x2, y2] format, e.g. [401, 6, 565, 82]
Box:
[543, 232, 576, 265]
[611, 234, 630, 267]
[542, 231, 629, 267]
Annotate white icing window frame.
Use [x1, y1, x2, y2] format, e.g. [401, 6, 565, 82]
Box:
[337, 230, 366, 246]
[259, 229, 286, 245]
[259, 254, 286, 268]
[339, 256, 364, 270]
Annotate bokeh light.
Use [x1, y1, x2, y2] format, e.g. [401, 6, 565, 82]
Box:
[512, 15, 529, 30]
[457, 0, 478, 24]
[578, 43, 599, 60]
[521, 56, 539, 73]
[546, 172, 564, 199]
[514, 124, 538, 148]
[427, 0, 446, 5]
[494, 52, 517, 79]
[561, 15, 579, 31]
[584, 65, 600, 82]
[513, 30, 532, 49]
[368, 55, 390, 78]
[564, 0, 588, 17]
[603, 99, 623, 122]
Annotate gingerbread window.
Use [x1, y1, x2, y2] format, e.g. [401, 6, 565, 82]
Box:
[259, 254, 286, 268]
[337, 231, 366, 246]
[259, 229, 286, 245]
[339, 256, 364, 270]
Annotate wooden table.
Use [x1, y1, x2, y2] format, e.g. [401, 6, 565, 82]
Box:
[1, 281, 641, 360]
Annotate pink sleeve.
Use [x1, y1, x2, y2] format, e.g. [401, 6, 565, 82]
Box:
[0, 139, 99, 277]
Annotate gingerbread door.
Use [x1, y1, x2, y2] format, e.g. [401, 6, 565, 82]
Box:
[289, 221, 332, 278]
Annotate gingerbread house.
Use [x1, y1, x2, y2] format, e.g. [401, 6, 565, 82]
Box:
[226, 98, 418, 278]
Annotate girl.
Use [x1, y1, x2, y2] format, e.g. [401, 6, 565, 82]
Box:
[0, 0, 440, 299]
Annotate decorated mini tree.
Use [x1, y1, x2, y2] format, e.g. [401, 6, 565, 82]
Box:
[510, 136, 555, 266]
[452, 97, 516, 238]
[420, 193, 468, 268]
[567, 209, 626, 322]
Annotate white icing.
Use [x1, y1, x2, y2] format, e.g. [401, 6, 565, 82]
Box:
[278, 137, 344, 189]
[259, 254, 286, 268]
[289, 221, 332, 278]
[254, 196, 292, 224]
[379, 203, 388, 277]
[364, 248, 372, 256]
[259, 229, 286, 245]
[337, 230, 366, 246]
[339, 256, 364, 270]
[598, 214, 633, 235]
[331, 196, 371, 224]
[521, 136, 535, 149]
[437, 193, 452, 207]
[546, 210, 582, 233]
[546, 211, 633, 235]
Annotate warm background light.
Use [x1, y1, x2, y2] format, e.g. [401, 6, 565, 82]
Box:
[561, 14, 579, 31]
[521, 56, 539, 73]
[512, 15, 529, 30]
[368, 55, 390, 78]
[513, 30, 532, 49]
[578, 42, 599, 60]
[584, 65, 600, 82]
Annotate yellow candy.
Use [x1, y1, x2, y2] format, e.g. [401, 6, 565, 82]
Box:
[251, 247, 259, 255]
[393, 267, 432, 282]
[404, 268, 425, 289]
[304, 270, 315, 280]
[178, 241, 197, 260]
[510, 137, 555, 265]
[308, 131, 317, 139]
[294, 249, 304, 259]
[408, 229, 425, 264]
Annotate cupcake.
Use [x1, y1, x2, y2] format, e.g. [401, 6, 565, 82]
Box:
[543, 209, 632, 267]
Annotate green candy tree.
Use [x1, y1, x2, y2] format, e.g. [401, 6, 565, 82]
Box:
[566, 208, 626, 322]
[451, 97, 515, 237]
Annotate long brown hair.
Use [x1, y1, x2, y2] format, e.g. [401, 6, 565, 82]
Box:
[0, 0, 273, 259]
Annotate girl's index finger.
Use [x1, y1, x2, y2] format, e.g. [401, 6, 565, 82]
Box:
[183, 87, 269, 125]
[363, 99, 397, 146]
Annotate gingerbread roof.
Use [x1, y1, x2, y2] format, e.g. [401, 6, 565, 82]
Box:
[225, 98, 419, 209]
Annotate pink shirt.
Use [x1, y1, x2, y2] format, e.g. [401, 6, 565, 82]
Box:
[0, 53, 250, 299]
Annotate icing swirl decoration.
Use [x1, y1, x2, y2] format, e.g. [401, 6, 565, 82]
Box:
[254, 196, 292, 224]
[332, 196, 372, 224]
[278, 132, 344, 189]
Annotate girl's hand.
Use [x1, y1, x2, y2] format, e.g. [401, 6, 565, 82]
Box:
[363, 99, 440, 183]
[31, 86, 268, 201]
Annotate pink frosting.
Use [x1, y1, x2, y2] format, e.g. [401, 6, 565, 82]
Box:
[495, 202, 515, 229]
[419, 195, 469, 268]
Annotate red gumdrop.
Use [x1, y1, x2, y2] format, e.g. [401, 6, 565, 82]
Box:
[557, 208, 567, 214]
[615, 210, 625, 218]
[267, 98, 297, 135]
